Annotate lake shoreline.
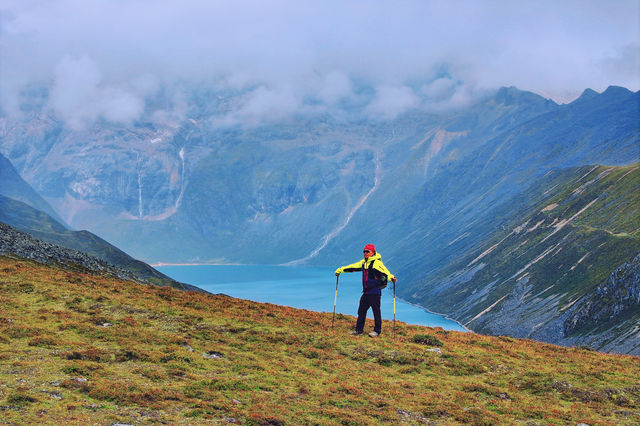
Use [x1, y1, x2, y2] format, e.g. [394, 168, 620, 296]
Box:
[157, 263, 469, 332]
[396, 297, 471, 332]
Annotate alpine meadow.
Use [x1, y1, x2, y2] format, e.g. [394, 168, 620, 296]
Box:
[1, 257, 639, 424]
[1, 1, 640, 424]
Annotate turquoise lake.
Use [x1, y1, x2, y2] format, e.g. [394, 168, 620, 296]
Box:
[156, 264, 467, 332]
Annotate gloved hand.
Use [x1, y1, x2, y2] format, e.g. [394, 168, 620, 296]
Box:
[391, 277, 397, 283]
[335, 267, 343, 276]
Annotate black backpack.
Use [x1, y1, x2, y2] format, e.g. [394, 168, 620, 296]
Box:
[368, 259, 388, 289]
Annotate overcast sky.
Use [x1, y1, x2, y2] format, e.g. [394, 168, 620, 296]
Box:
[1, 0, 638, 127]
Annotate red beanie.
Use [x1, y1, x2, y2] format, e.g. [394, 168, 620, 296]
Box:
[364, 244, 376, 252]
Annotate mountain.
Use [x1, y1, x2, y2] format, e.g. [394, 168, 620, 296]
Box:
[1, 84, 638, 351]
[0, 154, 195, 289]
[0, 152, 63, 222]
[1, 221, 153, 283]
[0, 195, 195, 289]
[1, 255, 638, 424]
[0, 86, 563, 263]
[405, 164, 640, 354]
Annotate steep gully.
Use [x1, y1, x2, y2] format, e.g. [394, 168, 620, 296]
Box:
[284, 147, 385, 266]
[133, 147, 187, 221]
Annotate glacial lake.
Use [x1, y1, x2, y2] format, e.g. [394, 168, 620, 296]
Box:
[156, 264, 467, 332]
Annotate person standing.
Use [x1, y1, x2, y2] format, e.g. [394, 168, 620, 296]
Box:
[334, 244, 397, 337]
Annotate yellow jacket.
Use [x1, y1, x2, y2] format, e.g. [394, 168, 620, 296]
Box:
[335, 253, 395, 295]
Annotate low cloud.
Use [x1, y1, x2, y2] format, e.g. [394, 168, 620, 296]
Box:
[50, 56, 144, 129]
[366, 85, 420, 120]
[221, 85, 303, 126]
[1, 0, 638, 126]
[599, 43, 640, 86]
[316, 71, 353, 106]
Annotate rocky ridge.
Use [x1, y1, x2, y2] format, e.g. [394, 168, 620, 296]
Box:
[565, 253, 640, 344]
[0, 222, 197, 291]
[408, 164, 640, 354]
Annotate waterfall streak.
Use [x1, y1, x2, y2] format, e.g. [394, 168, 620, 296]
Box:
[175, 147, 186, 210]
[137, 169, 143, 218]
[284, 151, 382, 265]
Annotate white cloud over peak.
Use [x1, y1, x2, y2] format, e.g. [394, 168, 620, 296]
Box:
[366, 85, 421, 120]
[1, 0, 638, 126]
[49, 56, 144, 129]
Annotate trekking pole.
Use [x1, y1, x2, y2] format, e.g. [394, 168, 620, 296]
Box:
[331, 275, 339, 329]
[393, 280, 396, 339]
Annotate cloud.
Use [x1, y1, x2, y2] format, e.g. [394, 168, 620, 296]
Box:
[316, 71, 353, 105]
[49, 56, 144, 129]
[221, 85, 303, 126]
[366, 85, 420, 120]
[599, 43, 640, 87]
[1, 0, 638, 125]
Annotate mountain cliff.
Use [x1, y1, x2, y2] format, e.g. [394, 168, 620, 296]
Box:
[0, 85, 567, 264]
[405, 164, 640, 354]
[0, 152, 64, 222]
[0, 154, 194, 289]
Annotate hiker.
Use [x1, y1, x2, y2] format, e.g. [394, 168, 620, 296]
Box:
[334, 244, 397, 337]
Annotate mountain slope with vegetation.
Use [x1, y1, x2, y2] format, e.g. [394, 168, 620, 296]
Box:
[1, 85, 638, 356]
[0, 195, 185, 288]
[407, 164, 640, 354]
[1, 256, 639, 424]
[0, 153, 63, 223]
[0, 222, 199, 292]
[0, 152, 187, 289]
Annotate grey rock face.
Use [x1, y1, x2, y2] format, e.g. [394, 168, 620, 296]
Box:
[564, 253, 640, 336]
[0, 221, 137, 281]
[0, 221, 202, 293]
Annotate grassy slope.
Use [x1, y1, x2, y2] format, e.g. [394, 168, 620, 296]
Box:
[471, 164, 640, 319]
[1, 256, 639, 425]
[415, 164, 639, 343]
[0, 195, 184, 288]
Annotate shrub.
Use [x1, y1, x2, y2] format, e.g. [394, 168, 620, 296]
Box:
[62, 347, 109, 362]
[6, 393, 38, 406]
[62, 365, 90, 376]
[6, 326, 42, 339]
[28, 336, 58, 347]
[412, 334, 443, 347]
[115, 349, 149, 362]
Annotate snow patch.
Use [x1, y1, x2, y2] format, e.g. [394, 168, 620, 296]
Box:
[513, 220, 531, 234]
[561, 297, 580, 312]
[469, 225, 526, 266]
[615, 166, 639, 184]
[70, 177, 100, 197]
[509, 242, 559, 280]
[285, 147, 384, 264]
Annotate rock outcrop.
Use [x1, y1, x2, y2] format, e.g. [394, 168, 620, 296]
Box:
[0, 222, 137, 280]
[565, 252, 640, 336]
[0, 222, 201, 292]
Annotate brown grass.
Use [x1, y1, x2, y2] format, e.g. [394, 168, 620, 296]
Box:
[0, 255, 639, 424]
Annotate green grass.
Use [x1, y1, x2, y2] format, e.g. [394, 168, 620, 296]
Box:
[0, 256, 639, 424]
[418, 164, 640, 343]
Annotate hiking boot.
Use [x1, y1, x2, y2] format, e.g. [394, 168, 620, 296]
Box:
[369, 331, 379, 338]
[350, 330, 363, 335]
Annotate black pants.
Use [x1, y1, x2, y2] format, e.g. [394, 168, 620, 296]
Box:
[355, 294, 382, 334]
